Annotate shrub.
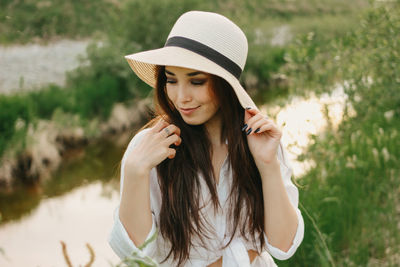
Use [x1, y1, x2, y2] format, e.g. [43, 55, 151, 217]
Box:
[0, 95, 32, 155]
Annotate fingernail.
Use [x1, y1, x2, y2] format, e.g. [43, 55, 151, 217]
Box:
[245, 107, 252, 110]
[254, 128, 260, 133]
[241, 124, 248, 131]
[246, 128, 252, 135]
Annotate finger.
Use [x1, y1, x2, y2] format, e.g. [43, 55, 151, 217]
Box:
[243, 109, 267, 132]
[164, 134, 182, 146]
[151, 119, 169, 133]
[245, 112, 264, 126]
[244, 107, 269, 120]
[247, 118, 268, 135]
[242, 115, 264, 135]
[158, 124, 181, 138]
[167, 148, 176, 159]
[244, 107, 260, 116]
[255, 122, 282, 137]
[244, 108, 256, 122]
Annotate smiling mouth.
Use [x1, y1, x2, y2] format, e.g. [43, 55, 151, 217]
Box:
[179, 106, 200, 115]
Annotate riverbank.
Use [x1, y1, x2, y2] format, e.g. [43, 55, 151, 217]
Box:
[0, 98, 151, 193]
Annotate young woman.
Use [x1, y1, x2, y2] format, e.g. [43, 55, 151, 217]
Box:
[109, 11, 304, 267]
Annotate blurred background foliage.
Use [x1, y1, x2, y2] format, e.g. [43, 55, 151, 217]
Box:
[1, 0, 400, 266]
[280, 2, 400, 266]
[0, 0, 370, 158]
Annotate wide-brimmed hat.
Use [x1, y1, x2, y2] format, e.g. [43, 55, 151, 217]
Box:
[125, 10, 257, 109]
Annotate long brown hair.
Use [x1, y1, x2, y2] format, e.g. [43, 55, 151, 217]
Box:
[144, 66, 265, 266]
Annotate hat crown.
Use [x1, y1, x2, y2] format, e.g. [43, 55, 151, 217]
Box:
[167, 11, 248, 70]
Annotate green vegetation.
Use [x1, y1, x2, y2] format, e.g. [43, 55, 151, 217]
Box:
[0, 0, 370, 159]
[0, 0, 119, 44]
[0, 72, 134, 158]
[277, 1, 400, 266]
[0, 0, 368, 45]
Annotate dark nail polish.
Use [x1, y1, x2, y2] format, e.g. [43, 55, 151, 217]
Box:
[254, 128, 260, 133]
[246, 128, 252, 135]
[241, 124, 248, 131]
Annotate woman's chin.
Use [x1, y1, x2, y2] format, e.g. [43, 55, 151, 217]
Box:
[181, 117, 203, 125]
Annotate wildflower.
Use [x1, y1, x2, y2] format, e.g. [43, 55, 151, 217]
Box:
[321, 167, 328, 178]
[384, 110, 395, 121]
[14, 118, 26, 131]
[382, 147, 390, 162]
[346, 161, 356, 169]
[372, 148, 379, 163]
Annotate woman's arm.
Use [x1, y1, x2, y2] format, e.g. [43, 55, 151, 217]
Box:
[119, 168, 153, 247]
[243, 108, 303, 256]
[114, 119, 181, 248]
[257, 157, 298, 252]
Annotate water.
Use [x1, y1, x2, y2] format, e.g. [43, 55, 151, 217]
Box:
[0, 182, 120, 267]
[0, 39, 90, 94]
[0, 133, 134, 267]
[261, 85, 347, 177]
[0, 88, 347, 266]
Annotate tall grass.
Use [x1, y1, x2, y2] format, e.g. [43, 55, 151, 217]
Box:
[277, 1, 400, 266]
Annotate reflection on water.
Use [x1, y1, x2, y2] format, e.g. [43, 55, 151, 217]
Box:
[0, 132, 135, 267]
[0, 88, 347, 266]
[261, 85, 347, 177]
[0, 182, 120, 267]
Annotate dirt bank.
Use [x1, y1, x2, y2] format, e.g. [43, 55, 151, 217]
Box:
[0, 98, 152, 192]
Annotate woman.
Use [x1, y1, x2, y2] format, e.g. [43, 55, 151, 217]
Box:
[109, 11, 304, 267]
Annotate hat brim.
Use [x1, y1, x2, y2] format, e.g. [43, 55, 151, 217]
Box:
[125, 46, 257, 109]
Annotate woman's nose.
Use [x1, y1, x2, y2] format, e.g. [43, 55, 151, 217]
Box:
[177, 84, 192, 102]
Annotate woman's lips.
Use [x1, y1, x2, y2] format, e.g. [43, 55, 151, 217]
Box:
[179, 106, 199, 115]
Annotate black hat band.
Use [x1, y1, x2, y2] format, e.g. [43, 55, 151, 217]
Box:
[164, 36, 242, 79]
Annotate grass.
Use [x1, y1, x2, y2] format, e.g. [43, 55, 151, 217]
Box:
[277, 1, 400, 265]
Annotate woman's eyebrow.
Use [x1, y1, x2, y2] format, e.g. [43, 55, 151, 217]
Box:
[165, 69, 205, 76]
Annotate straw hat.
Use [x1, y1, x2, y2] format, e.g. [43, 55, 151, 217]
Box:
[125, 10, 257, 109]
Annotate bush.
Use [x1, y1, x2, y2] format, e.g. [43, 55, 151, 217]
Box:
[28, 85, 73, 119]
[72, 74, 119, 119]
[0, 95, 32, 156]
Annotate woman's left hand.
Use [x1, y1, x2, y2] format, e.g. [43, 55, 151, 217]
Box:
[243, 108, 282, 164]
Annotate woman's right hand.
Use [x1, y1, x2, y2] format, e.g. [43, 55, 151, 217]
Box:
[124, 119, 182, 179]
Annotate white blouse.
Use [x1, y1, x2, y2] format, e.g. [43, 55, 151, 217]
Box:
[108, 128, 304, 266]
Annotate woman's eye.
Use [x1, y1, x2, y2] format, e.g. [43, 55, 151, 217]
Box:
[166, 79, 176, 84]
[191, 79, 206, 85]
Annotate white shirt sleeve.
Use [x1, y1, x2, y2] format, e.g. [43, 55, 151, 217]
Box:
[108, 128, 158, 260]
[264, 142, 305, 260]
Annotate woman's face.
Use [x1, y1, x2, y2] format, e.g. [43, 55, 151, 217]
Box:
[165, 66, 220, 126]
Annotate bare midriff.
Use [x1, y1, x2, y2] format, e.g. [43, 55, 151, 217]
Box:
[206, 249, 259, 267]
